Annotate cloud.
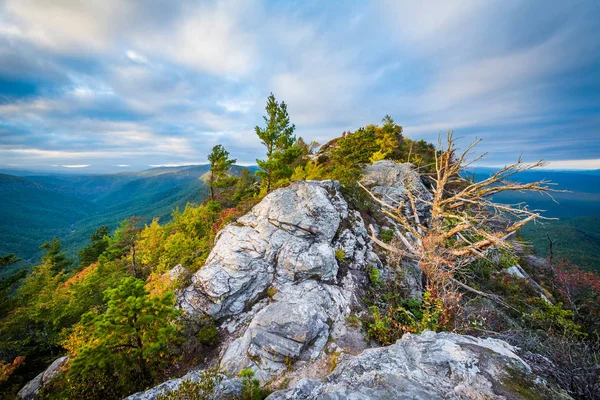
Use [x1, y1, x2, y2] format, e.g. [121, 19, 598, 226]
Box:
[61, 164, 90, 168]
[0, 0, 598, 170]
[1, 0, 123, 53]
[131, 1, 260, 77]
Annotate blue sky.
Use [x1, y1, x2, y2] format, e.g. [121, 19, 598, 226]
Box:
[0, 0, 599, 172]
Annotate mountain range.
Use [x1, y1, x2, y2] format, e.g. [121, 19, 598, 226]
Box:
[0, 165, 257, 271]
[0, 166, 598, 274]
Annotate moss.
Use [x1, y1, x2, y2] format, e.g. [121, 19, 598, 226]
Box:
[499, 366, 544, 400]
[329, 351, 342, 373]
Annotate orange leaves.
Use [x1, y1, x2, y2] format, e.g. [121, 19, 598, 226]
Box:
[0, 356, 25, 383]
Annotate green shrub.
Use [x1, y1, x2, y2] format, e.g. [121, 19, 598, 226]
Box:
[335, 249, 346, 263]
[379, 228, 395, 244]
[197, 318, 220, 346]
[345, 314, 361, 328]
[239, 369, 268, 400]
[368, 267, 381, 287]
[527, 299, 585, 337]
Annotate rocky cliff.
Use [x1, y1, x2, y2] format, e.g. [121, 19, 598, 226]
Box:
[121, 162, 571, 399]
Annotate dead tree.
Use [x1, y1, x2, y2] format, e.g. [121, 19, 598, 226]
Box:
[360, 131, 560, 307]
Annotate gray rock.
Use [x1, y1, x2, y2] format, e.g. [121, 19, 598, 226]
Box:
[506, 264, 552, 304]
[178, 180, 351, 320]
[124, 370, 242, 400]
[165, 264, 187, 281]
[18, 356, 69, 400]
[220, 281, 335, 382]
[267, 330, 573, 400]
[362, 161, 431, 297]
[362, 160, 433, 218]
[178, 180, 378, 383]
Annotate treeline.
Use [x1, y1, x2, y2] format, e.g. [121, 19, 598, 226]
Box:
[0, 94, 437, 399]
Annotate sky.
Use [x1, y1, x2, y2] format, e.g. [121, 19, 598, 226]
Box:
[0, 0, 599, 173]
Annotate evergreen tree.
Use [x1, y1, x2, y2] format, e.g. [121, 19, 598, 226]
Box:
[207, 144, 237, 201]
[255, 93, 299, 192]
[0, 253, 20, 268]
[79, 226, 110, 268]
[68, 277, 181, 398]
[102, 217, 143, 276]
[0, 253, 25, 317]
[232, 167, 257, 202]
[371, 115, 402, 162]
[40, 238, 71, 273]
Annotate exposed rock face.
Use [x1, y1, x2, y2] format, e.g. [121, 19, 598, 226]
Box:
[267, 331, 573, 400]
[362, 160, 433, 217]
[124, 370, 242, 400]
[362, 160, 430, 297]
[18, 356, 69, 400]
[178, 180, 380, 382]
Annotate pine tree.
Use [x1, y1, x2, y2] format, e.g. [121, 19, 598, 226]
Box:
[255, 93, 299, 192]
[207, 144, 237, 201]
[40, 238, 71, 273]
[68, 277, 181, 397]
[79, 226, 110, 268]
[232, 167, 257, 202]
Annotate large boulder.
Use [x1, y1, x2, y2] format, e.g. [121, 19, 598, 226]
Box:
[18, 356, 69, 400]
[178, 180, 380, 382]
[267, 330, 573, 400]
[362, 160, 432, 218]
[179, 180, 351, 319]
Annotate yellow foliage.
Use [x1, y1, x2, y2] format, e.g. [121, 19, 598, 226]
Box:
[145, 272, 177, 297]
[291, 160, 327, 181]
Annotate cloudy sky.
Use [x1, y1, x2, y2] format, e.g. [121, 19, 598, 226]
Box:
[0, 0, 599, 172]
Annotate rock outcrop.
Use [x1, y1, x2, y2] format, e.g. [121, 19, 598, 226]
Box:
[124, 370, 242, 400]
[267, 330, 572, 400]
[18, 356, 69, 400]
[178, 180, 380, 383]
[129, 161, 569, 399]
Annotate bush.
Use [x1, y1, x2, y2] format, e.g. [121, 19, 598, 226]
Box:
[197, 319, 220, 346]
[379, 228, 395, 244]
[335, 249, 346, 263]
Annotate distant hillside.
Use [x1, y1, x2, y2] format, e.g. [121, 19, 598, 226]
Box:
[520, 215, 600, 271]
[468, 168, 600, 218]
[0, 165, 256, 267]
[468, 168, 600, 272]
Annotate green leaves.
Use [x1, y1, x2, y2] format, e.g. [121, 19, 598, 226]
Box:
[40, 238, 71, 273]
[0, 253, 21, 268]
[255, 93, 297, 192]
[78, 226, 110, 268]
[208, 144, 237, 200]
[68, 277, 182, 397]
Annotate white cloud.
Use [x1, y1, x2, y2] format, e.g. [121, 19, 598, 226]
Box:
[61, 164, 90, 168]
[132, 1, 259, 77]
[125, 50, 148, 64]
[2, 0, 124, 53]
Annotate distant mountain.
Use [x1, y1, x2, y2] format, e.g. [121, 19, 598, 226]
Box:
[468, 168, 600, 271]
[0, 165, 257, 267]
[520, 215, 600, 271]
[467, 168, 600, 218]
